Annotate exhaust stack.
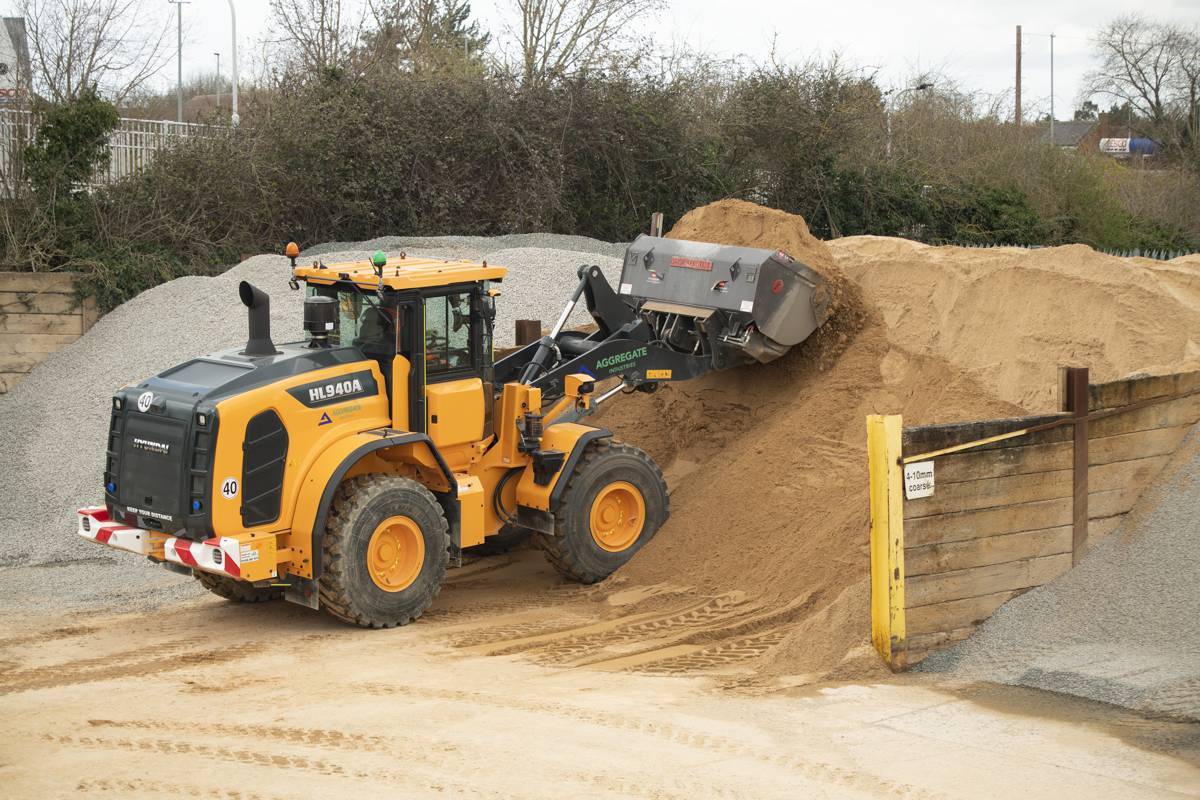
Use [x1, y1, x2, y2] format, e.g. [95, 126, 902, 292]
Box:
[239, 281, 281, 357]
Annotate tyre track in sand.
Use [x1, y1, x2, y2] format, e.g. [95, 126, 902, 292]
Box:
[68, 718, 747, 800]
[75, 778, 288, 800]
[0, 637, 260, 695]
[350, 682, 943, 799]
[443, 589, 821, 676]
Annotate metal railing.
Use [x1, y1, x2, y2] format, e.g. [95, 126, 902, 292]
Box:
[0, 109, 217, 193]
[955, 241, 1197, 261]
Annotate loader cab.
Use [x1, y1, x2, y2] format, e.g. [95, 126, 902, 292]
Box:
[302, 278, 497, 451]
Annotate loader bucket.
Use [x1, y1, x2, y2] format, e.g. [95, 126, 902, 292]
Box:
[618, 235, 832, 365]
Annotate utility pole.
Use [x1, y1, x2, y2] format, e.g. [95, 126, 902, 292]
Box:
[168, 0, 190, 123]
[227, 0, 239, 126]
[1049, 32, 1056, 144]
[1015, 25, 1022, 127]
[214, 52, 221, 113]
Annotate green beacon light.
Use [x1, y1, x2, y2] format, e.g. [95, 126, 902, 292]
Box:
[371, 251, 387, 270]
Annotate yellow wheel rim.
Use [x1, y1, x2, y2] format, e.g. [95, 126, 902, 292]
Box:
[589, 481, 645, 553]
[367, 516, 425, 592]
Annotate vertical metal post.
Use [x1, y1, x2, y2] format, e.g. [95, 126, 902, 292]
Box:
[228, 0, 239, 126]
[1049, 33, 1056, 145]
[1065, 366, 1090, 563]
[515, 320, 541, 346]
[215, 52, 221, 113]
[649, 212, 664, 237]
[886, 99, 893, 158]
[1015, 25, 1022, 128]
[173, 0, 183, 122]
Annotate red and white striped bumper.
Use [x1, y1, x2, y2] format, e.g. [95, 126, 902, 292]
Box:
[76, 506, 159, 556]
[76, 507, 269, 581]
[163, 535, 248, 579]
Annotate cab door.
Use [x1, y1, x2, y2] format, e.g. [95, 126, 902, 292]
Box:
[420, 287, 494, 449]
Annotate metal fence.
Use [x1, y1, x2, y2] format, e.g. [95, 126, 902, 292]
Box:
[955, 242, 1196, 261]
[0, 109, 216, 193]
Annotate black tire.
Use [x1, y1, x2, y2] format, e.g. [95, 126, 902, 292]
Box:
[319, 474, 449, 628]
[195, 571, 283, 603]
[535, 441, 668, 584]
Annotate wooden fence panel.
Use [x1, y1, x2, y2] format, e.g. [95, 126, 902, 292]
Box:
[871, 368, 1200, 670]
[0, 273, 94, 393]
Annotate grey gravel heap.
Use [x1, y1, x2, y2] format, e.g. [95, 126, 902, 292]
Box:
[921, 424, 1200, 722]
[0, 235, 622, 610]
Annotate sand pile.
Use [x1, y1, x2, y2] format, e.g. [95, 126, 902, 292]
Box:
[831, 236, 1200, 410]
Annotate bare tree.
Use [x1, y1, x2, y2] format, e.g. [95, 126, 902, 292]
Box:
[19, 0, 171, 105]
[1085, 15, 1200, 159]
[1172, 28, 1200, 146]
[269, 0, 366, 74]
[1085, 15, 1184, 124]
[508, 0, 660, 86]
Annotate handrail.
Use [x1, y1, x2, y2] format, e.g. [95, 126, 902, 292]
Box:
[900, 385, 1200, 465]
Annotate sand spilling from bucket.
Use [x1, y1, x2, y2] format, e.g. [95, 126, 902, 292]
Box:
[597, 203, 1018, 681]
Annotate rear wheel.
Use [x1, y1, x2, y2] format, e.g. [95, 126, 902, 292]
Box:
[535, 441, 668, 583]
[320, 474, 449, 628]
[195, 572, 282, 603]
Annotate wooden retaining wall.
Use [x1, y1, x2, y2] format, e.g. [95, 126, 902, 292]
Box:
[869, 368, 1200, 669]
[0, 273, 96, 393]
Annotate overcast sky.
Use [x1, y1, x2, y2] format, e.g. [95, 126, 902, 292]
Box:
[6, 0, 1200, 116]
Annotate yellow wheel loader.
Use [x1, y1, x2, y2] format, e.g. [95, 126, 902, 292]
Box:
[78, 236, 830, 627]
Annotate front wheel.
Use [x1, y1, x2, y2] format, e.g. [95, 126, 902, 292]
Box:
[535, 441, 668, 583]
[319, 474, 449, 628]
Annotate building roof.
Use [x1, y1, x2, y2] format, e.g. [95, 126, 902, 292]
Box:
[294, 254, 507, 291]
[1038, 119, 1097, 147]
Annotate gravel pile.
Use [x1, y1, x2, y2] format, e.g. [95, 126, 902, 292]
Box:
[920, 424, 1200, 721]
[0, 235, 624, 609]
[305, 232, 626, 262]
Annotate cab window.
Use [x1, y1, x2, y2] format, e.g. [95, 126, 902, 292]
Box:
[425, 293, 472, 374]
[307, 285, 398, 358]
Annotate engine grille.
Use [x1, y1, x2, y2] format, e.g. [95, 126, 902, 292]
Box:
[118, 413, 188, 528]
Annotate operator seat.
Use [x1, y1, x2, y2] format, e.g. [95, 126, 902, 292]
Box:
[355, 306, 396, 362]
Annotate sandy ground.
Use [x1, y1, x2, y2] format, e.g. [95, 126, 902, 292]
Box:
[2, 550, 1198, 800]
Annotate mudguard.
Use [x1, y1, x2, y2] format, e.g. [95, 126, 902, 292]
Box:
[287, 429, 456, 579]
[514, 423, 612, 532]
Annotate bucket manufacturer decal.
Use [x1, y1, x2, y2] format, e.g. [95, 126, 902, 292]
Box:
[287, 370, 378, 409]
[594, 346, 648, 374]
[670, 256, 713, 271]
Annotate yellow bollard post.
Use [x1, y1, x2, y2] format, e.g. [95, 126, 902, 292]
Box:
[867, 414, 906, 668]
